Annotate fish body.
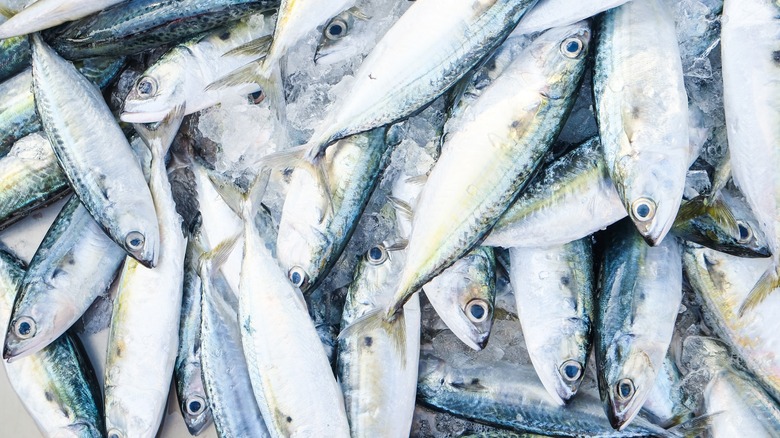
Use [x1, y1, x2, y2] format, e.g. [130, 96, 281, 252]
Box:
[104, 110, 187, 438]
[32, 35, 159, 267]
[596, 219, 682, 430]
[277, 128, 390, 293]
[0, 0, 128, 38]
[3, 195, 125, 360]
[593, 0, 689, 245]
[515, 0, 632, 34]
[0, 34, 29, 84]
[509, 238, 594, 405]
[0, 246, 104, 437]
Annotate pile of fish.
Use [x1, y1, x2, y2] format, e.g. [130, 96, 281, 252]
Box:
[0, 0, 778, 436]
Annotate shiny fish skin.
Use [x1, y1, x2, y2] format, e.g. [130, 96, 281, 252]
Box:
[383, 21, 590, 321]
[0, 0, 128, 39]
[596, 219, 682, 430]
[0, 34, 29, 85]
[720, 0, 780, 312]
[640, 355, 688, 429]
[3, 195, 125, 361]
[0, 245, 104, 437]
[593, 0, 689, 246]
[417, 354, 674, 437]
[0, 132, 69, 231]
[277, 128, 391, 293]
[121, 15, 273, 123]
[683, 244, 780, 403]
[200, 248, 269, 438]
[238, 191, 350, 437]
[32, 35, 160, 267]
[0, 58, 125, 155]
[104, 109, 186, 438]
[509, 238, 593, 406]
[44, 0, 279, 60]
[515, 0, 632, 35]
[301, 0, 539, 161]
[174, 241, 212, 436]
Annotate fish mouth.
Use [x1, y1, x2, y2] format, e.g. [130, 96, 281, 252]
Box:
[120, 109, 171, 124]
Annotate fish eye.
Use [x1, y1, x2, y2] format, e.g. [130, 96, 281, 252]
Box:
[366, 245, 388, 265]
[559, 360, 583, 382]
[136, 76, 158, 97]
[13, 316, 36, 339]
[125, 231, 145, 252]
[288, 266, 308, 288]
[465, 299, 489, 323]
[324, 18, 348, 41]
[631, 198, 656, 222]
[186, 396, 206, 415]
[560, 37, 584, 58]
[108, 428, 124, 438]
[249, 90, 264, 104]
[737, 221, 752, 243]
[615, 378, 635, 401]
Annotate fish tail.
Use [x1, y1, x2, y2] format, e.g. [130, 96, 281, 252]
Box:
[739, 264, 780, 316]
[197, 232, 241, 282]
[674, 194, 739, 239]
[339, 306, 408, 364]
[132, 103, 185, 157]
[665, 412, 719, 438]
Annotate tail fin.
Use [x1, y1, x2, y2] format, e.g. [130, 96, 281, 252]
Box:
[666, 412, 718, 438]
[132, 103, 186, 158]
[707, 155, 731, 204]
[339, 307, 408, 364]
[739, 264, 780, 316]
[198, 232, 241, 281]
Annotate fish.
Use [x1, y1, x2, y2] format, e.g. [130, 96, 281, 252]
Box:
[121, 15, 273, 123]
[682, 243, 780, 403]
[0, 244, 104, 437]
[276, 128, 391, 293]
[0, 34, 29, 84]
[596, 218, 682, 430]
[640, 355, 690, 429]
[314, 7, 372, 65]
[3, 195, 125, 361]
[508, 238, 594, 405]
[0, 132, 69, 231]
[174, 241, 213, 436]
[352, 21, 591, 342]
[230, 176, 350, 437]
[104, 107, 187, 438]
[32, 34, 160, 267]
[514, 0, 632, 34]
[682, 336, 780, 438]
[44, 0, 279, 60]
[720, 0, 780, 313]
[199, 236, 270, 438]
[0, 57, 125, 156]
[593, 0, 689, 246]
[0, 0, 128, 39]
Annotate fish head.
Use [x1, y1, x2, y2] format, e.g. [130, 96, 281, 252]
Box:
[121, 223, 160, 268]
[423, 250, 495, 351]
[527, 20, 592, 99]
[3, 280, 76, 361]
[105, 386, 166, 438]
[314, 8, 368, 65]
[180, 392, 211, 435]
[603, 334, 659, 430]
[721, 187, 772, 257]
[121, 55, 187, 124]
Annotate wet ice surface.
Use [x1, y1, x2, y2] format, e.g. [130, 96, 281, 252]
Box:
[0, 0, 752, 436]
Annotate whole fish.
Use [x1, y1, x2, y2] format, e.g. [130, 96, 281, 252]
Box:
[44, 0, 279, 60]
[357, 21, 590, 340]
[32, 35, 159, 267]
[277, 128, 390, 293]
[596, 219, 682, 430]
[508, 238, 594, 405]
[593, 0, 689, 246]
[683, 244, 780, 403]
[0, 132, 69, 231]
[418, 354, 682, 437]
[199, 237, 270, 438]
[0, 245, 104, 437]
[0, 0, 128, 38]
[293, 0, 539, 172]
[234, 179, 350, 437]
[104, 108, 186, 438]
[0, 57, 125, 155]
[121, 15, 273, 123]
[174, 241, 212, 436]
[683, 336, 780, 438]
[720, 0, 780, 313]
[3, 195, 125, 361]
